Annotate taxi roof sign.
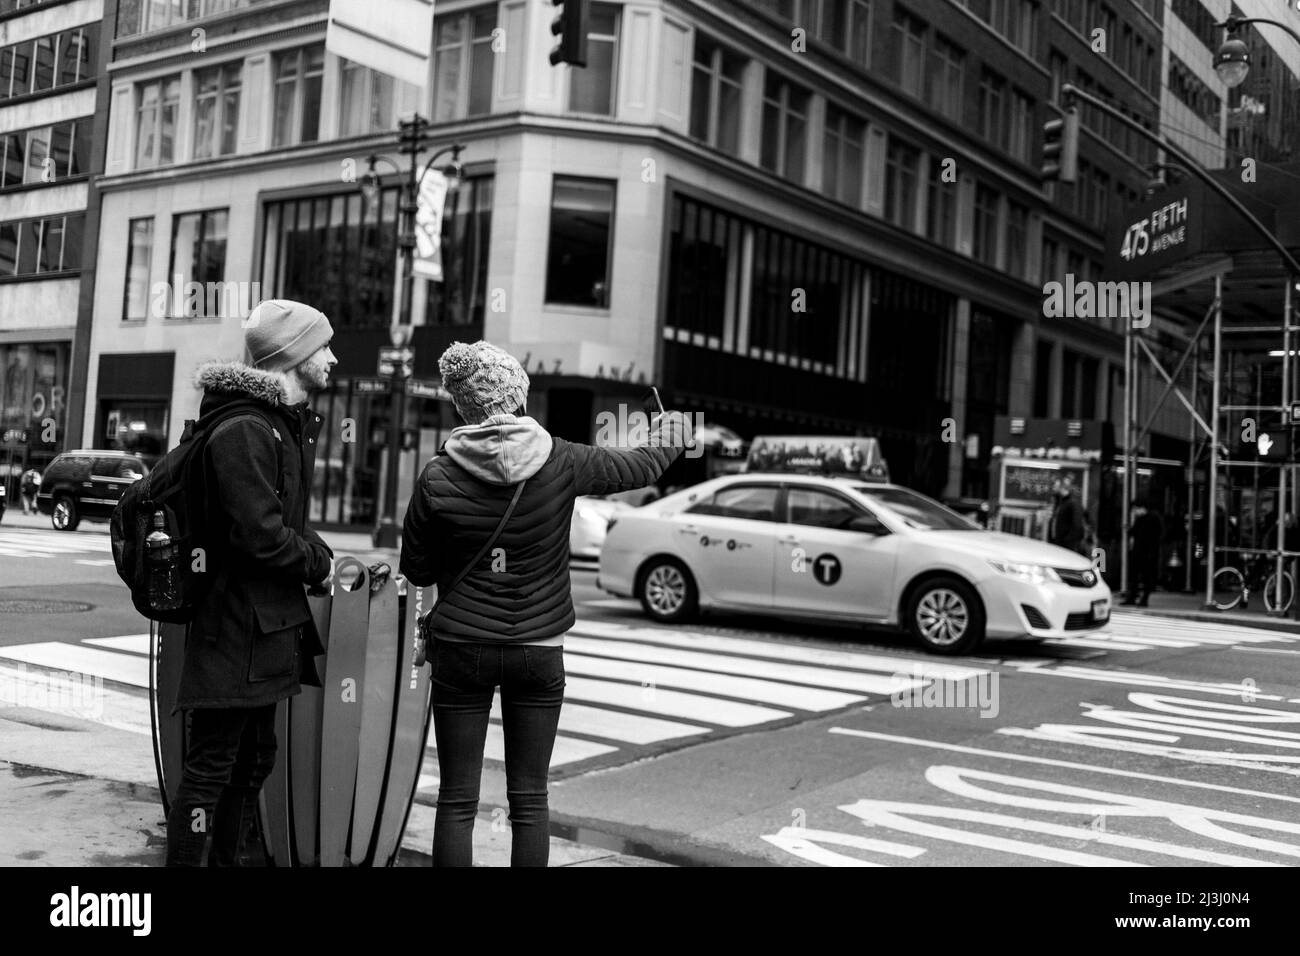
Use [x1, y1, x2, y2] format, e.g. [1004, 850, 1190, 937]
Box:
[744, 436, 890, 482]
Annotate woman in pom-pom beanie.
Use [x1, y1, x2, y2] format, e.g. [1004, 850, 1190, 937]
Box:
[401, 340, 688, 866]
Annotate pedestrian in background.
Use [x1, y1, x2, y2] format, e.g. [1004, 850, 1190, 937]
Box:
[401, 340, 687, 867]
[165, 299, 338, 867]
[1048, 473, 1087, 556]
[20, 467, 40, 514]
[1123, 498, 1164, 606]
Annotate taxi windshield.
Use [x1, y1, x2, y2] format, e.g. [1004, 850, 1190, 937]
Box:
[852, 486, 979, 531]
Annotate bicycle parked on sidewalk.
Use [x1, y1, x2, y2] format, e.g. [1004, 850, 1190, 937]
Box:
[1210, 553, 1295, 613]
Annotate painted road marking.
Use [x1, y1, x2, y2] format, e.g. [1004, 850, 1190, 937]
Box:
[1007, 662, 1289, 700]
[564, 653, 863, 711]
[483, 730, 616, 766]
[827, 726, 1300, 803]
[487, 696, 708, 745]
[0, 642, 148, 688]
[566, 636, 932, 696]
[0, 530, 111, 558]
[570, 620, 989, 681]
[563, 675, 791, 726]
[84, 635, 151, 654]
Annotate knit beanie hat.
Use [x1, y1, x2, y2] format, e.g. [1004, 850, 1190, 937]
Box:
[438, 340, 529, 424]
[244, 299, 334, 372]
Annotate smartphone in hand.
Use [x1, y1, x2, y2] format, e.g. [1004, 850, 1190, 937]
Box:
[642, 386, 665, 421]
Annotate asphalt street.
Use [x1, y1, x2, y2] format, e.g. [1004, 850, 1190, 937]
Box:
[1, 515, 1298, 867]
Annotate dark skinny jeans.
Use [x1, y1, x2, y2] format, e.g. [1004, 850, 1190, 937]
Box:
[429, 639, 565, 867]
[164, 703, 277, 867]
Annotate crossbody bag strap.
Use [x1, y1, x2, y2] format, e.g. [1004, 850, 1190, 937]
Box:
[434, 478, 528, 613]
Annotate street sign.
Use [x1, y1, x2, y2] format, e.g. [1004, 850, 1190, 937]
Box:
[353, 378, 390, 394]
[407, 378, 452, 401]
[1289, 400, 1300, 425]
[378, 347, 414, 363]
[377, 358, 413, 378]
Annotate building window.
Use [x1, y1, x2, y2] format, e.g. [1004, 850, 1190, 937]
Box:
[1006, 202, 1028, 279]
[891, 7, 926, 97]
[427, 175, 494, 327]
[339, 59, 420, 137]
[690, 34, 745, 155]
[123, 218, 154, 320]
[192, 61, 242, 160]
[432, 5, 497, 122]
[272, 44, 324, 148]
[0, 24, 98, 101]
[1041, 235, 1059, 285]
[0, 213, 82, 277]
[568, 3, 619, 115]
[845, 0, 872, 65]
[1008, 89, 1033, 162]
[972, 183, 999, 266]
[884, 135, 920, 230]
[168, 209, 228, 317]
[135, 76, 181, 169]
[926, 33, 964, 121]
[546, 177, 615, 309]
[925, 159, 957, 247]
[761, 72, 811, 181]
[1167, 52, 1222, 128]
[0, 121, 86, 188]
[978, 68, 1007, 151]
[262, 187, 400, 329]
[822, 104, 865, 206]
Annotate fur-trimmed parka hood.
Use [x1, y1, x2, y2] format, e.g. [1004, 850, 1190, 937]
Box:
[195, 360, 292, 407]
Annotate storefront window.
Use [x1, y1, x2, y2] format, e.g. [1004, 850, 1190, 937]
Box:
[0, 341, 69, 499]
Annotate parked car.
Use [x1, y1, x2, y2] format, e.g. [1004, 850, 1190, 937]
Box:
[570, 495, 637, 561]
[598, 473, 1110, 655]
[36, 450, 151, 532]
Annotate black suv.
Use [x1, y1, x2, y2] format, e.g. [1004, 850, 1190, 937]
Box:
[37, 450, 151, 531]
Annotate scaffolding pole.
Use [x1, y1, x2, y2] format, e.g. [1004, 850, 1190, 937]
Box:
[1206, 274, 1223, 609]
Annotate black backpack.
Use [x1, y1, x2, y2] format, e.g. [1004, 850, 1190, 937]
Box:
[110, 401, 283, 623]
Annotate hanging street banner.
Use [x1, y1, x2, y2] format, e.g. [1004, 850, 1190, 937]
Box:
[325, 0, 435, 88]
[413, 169, 449, 281]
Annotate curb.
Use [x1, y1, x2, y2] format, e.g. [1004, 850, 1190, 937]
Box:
[1122, 605, 1300, 634]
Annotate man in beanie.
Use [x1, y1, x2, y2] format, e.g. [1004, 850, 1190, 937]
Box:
[165, 299, 338, 866]
[401, 340, 690, 867]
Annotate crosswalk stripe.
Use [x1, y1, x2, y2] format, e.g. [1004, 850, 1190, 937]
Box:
[488, 696, 707, 744]
[1044, 637, 1168, 652]
[563, 675, 791, 726]
[0, 642, 148, 688]
[566, 636, 930, 695]
[84, 635, 152, 654]
[564, 653, 862, 710]
[569, 620, 989, 681]
[482, 727, 616, 766]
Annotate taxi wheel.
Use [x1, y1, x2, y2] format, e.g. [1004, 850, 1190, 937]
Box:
[907, 576, 985, 656]
[637, 557, 698, 624]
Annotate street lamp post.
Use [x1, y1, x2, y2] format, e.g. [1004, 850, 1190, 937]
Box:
[360, 115, 463, 549]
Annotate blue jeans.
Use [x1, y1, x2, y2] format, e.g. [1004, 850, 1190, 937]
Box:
[429, 639, 565, 867]
[164, 704, 277, 867]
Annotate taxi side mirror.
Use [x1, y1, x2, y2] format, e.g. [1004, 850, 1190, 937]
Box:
[848, 514, 888, 535]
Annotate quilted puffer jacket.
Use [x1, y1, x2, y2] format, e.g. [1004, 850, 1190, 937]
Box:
[400, 411, 688, 643]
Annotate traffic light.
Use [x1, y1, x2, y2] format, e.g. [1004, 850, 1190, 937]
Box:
[1041, 106, 1080, 184]
[549, 0, 590, 68]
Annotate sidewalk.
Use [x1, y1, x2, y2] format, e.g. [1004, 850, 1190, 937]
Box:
[1115, 588, 1300, 634]
[0, 709, 670, 867]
